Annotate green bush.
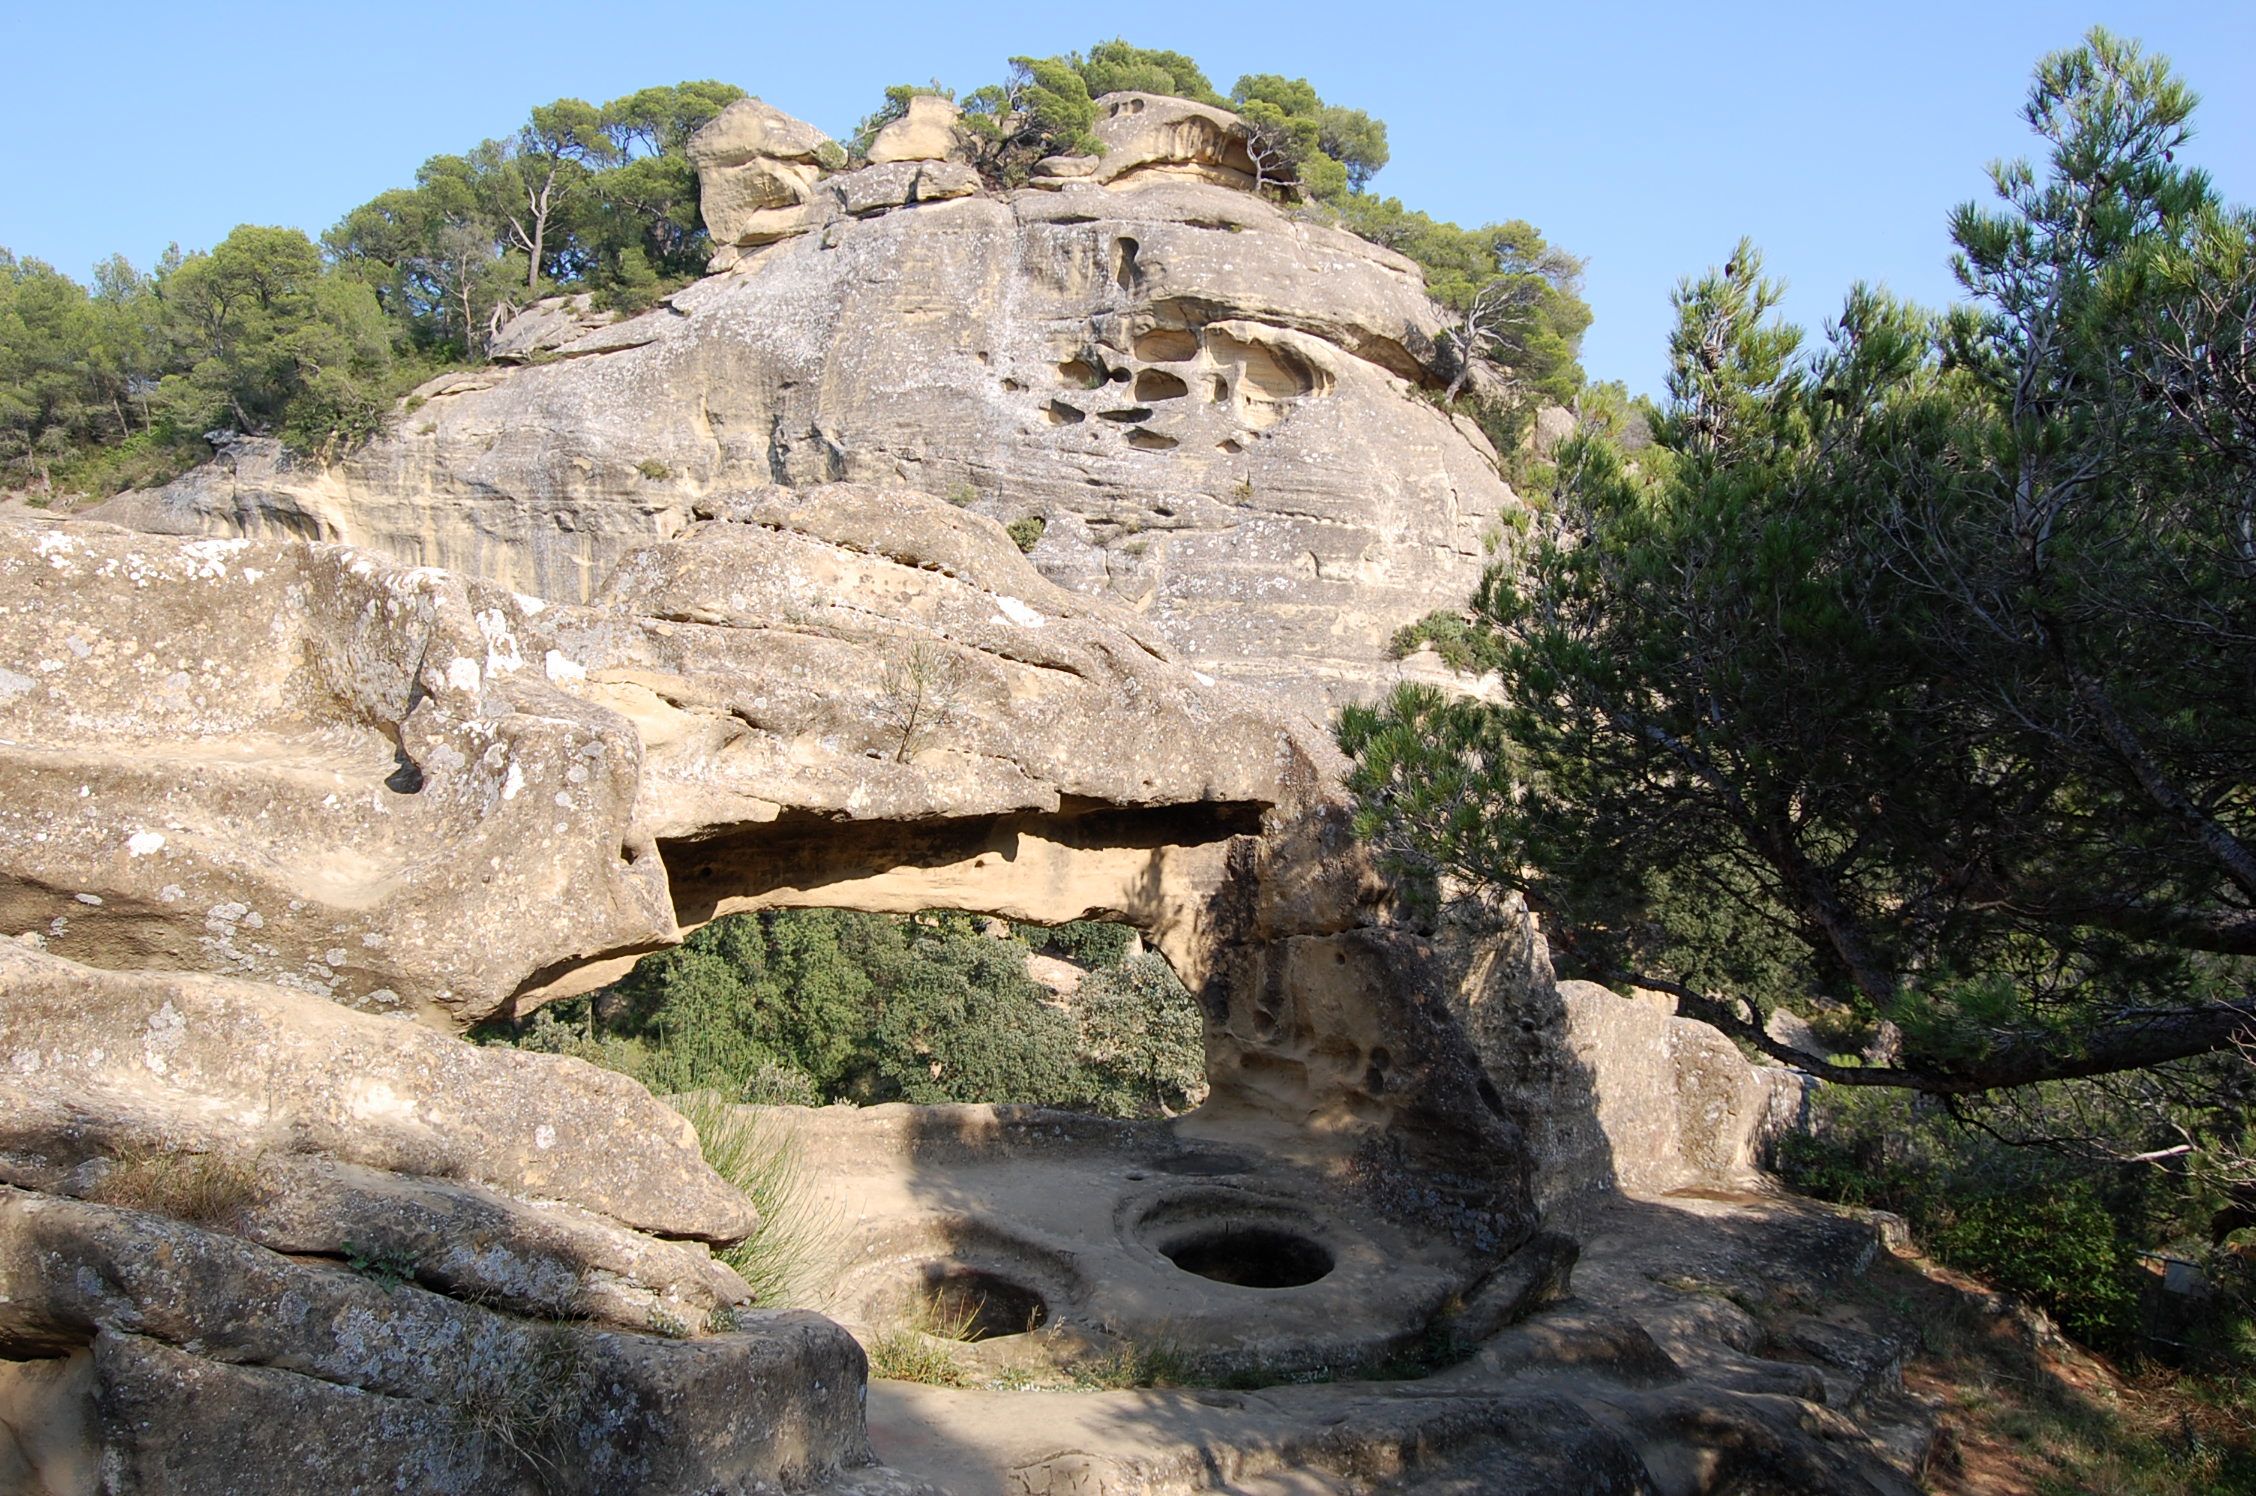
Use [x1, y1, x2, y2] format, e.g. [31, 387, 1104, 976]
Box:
[491, 909, 1205, 1119]
[1777, 1085, 2173, 1355]
[1013, 919, 1135, 969]
[1930, 1186, 2139, 1347]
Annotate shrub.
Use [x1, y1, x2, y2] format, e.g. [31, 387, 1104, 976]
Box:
[489, 910, 1208, 1121]
[1778, 1085, 2168, 1355]
[1006, 515, 1046, 552]
[636, 458, 670, 480]
[1931, 1185, 2139, 1346]
[1014, 919, 1135, 969]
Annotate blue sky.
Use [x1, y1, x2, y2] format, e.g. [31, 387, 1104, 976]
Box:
[4, 2, 2249, 395]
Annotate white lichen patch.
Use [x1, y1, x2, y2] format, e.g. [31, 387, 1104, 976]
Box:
[346, 1079, 418, 1122]
[141, 999, 186, 1076]
[994, 595, 1045, 628]
[125, 831, 166, 857]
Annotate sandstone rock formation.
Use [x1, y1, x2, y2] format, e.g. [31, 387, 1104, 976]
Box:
[866, 94, 963, 165]
[0, 511, 1528, 1218]
[94, 97, 1515, 721]
[1078, 91, 1260, 188]
[5, 90, 1938, 1496]
[489, 292, 619, 363]
[0, 932, 924, 1493]
[685, 97, 839, 248]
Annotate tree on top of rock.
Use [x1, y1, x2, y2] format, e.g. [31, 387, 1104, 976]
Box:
[850, 81, 955, 157]
[1070, 40, 1226, 108]
[961, 56, 1101, 185]
[152, 225, 395, 454]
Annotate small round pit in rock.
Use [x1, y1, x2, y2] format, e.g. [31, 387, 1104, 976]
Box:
[922, 1266, 1049, 1340]
[1159, 1227, 1334, 1289]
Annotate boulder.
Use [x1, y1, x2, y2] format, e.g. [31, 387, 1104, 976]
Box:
[1087, 91, 1259, 188]
[686, 98, 836, 248]
[0, 521, 676, 1025]
[0, 941, 756, 1243]
[1456, 930, 1812, 1205]
[488, 292, 619, 364]
[827, 159, 980, 217]
[1029, 153, 1098, 182]
[866, 94, 962, 165]
[0, 1190, 881, 1495]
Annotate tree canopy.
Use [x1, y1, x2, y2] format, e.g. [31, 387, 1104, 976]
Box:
[326, 79, 745, 351]
[1341, 28, 2256, 1099]
[506, 909, 1207, 1117]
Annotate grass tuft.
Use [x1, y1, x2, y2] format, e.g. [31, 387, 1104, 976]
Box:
[669, 1092, 831, 1309]
[86, 1148, 260, 1228]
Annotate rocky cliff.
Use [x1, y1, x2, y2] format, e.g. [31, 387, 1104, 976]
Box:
[94, 94, 1515, 720]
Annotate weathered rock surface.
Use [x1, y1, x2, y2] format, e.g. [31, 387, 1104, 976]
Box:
[687, 97, 837, 247]
[0, 1189, 889, 1495]
[0, 504, 1326, 1017]
[1449, 911, 1811, 1206]
[99, 169, 1514, 719]
[851, 1180, 1925, 1495]
[866, 94, 962, 165]
[0, 521, 675, 1023]
[0, 513, 1529, 1214]
[1085, 91, 1260, 188]
[0, 940, 753, 1243]
[3, 89, 1936, 1496]
[488, 292, 619, 364]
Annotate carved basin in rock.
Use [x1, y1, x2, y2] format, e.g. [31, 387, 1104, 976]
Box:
[785, 1103, 1475, 1385]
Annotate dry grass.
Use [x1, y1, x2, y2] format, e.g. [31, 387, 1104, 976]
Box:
[1867, 1253, 2256, 1495]
[458, 1326, 589, 1490]
[866, 1328, 971, 1387]
[85, 1148, 260, 1227]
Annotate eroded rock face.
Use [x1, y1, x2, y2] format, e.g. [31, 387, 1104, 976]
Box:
[100, 174, 1513, 719]
[0, 940, 754, 1244]
[0, 513, 1525, 1213]
[1448, 915, 1811, 1207]
[866, 94, 962, 165]
[489, 292, 619, 364]
[686, 97, 837, 247]
[0, 521, 675, 1024]
[0, 1190, 883, 1496]
[1083, 91, 1259, 188]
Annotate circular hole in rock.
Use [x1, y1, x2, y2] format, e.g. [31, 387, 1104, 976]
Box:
[920, 1265, 1049, 1340]
[1160, 1227, 1334, 1289]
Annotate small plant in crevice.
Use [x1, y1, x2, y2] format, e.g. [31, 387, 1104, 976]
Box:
[457, 1326, 591, 1489]
[945, 480, 979, 507]
[344, 1240, 421, 1291]
[1006, 514, 1047, 552]
[635, 458, 670, 480]
[878, 638, 967, 763]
